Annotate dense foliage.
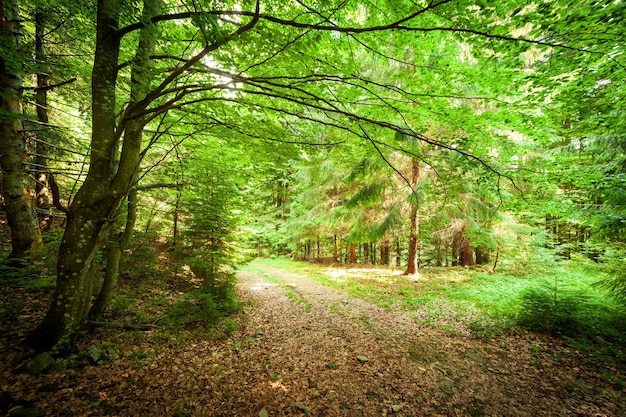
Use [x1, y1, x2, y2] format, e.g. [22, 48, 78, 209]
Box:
[0, 0, 625, 355]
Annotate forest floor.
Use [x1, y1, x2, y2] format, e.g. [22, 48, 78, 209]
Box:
[2, 259, 625, 416]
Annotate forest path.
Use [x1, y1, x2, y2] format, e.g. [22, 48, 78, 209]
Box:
[227, 260, 623, 416]
[3, 260, 624, 416]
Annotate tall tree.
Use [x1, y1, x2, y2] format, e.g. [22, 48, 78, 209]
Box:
[27, 0, 261, 354]
[24, 0, 625, 354]
[404, 154, 420, 275]
[0, 0, 43, 262]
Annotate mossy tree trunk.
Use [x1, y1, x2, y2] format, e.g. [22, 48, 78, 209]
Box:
[25, 0, 123, 354]
[26, 0, 158, 354]
[89, 186, 138, 319]
[26, 0, 259, 354]
[89, 0, 157, 319]
[0, 0, 43, 262]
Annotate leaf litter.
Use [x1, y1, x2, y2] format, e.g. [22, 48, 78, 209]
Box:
[1, 263, 625, 416]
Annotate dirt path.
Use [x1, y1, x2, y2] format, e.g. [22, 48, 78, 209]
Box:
[2, 262, 624, 416]
[224, 263, 624, 416]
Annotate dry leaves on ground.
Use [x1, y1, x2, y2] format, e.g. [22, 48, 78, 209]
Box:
[1, 263, 625, 416]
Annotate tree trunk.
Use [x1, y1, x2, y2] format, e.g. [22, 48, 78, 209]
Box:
[395, 237, 401, 267]
[363, 242, 369, 264]
[26, 0, 126, 354]
[25, 207, 107, 353]
[380, 238, 389, 266]
[0, 0, 43, 262]
[349, 242, 356, 264]
[172, 188, 180, 247]
[89, 0, 158, 319]
[34, 11, 53, 231]
[27, 0, 259, 353]
[460, 237, 475, 267]
[316, 236, 320, 258]
[89, 186, 138, 319]
[404, 157, 420, 275]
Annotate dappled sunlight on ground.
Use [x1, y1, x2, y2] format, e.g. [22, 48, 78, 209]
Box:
[250, 282, 277, 291]
[326, 266, 405, 283]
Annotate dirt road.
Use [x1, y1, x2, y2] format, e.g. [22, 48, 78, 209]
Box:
[3, 261, 623, 416]
[225, 262, 624, 416]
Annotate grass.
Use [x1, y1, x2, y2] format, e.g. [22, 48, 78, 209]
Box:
[250, 257, 626, 359]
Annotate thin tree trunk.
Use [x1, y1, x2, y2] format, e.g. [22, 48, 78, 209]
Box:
[395, 237, 401, 267]
[89, 186, 138, 319]
[34, 10, 53, 231]
[363, 243, 369, 265]
[404, 157, 420, 275]
[317, 236, 320, 258]
[0, 0, 43, 262]
[172, 188, 180, 247]
[350, 242, 356, 264]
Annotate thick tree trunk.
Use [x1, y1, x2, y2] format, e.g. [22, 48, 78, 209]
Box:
[27, 0, 258, 353]
[404, 157, 420, 275]
[0, 0, 43, 262]
[460, 237, 475, 267]
[26, 0, 124, 354]
[349, 242, 356, 264]
[25, 208, 105, 353]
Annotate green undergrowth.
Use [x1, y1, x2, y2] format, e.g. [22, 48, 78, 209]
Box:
[250, 257, 625, 360]
[92, 242, 243, 343]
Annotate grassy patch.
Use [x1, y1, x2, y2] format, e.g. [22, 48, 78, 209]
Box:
[284, 287, 312, 310]
[251, 257, 626, 360]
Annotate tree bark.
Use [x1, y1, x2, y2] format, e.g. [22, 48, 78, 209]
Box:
[34, 10, 53, 231]
[0, 0, 43, 262]
[349, 242, 356, 264]
[404, 157, 420, 275]
[26, 0, 125, 354]
[89, 186, 138, 319]
[475, 245, 490, 265]
[27, 0, 259, 354]
[380, 237, 389, 266]
[460, 237, 475, 267]
[363, 242, 369, 264]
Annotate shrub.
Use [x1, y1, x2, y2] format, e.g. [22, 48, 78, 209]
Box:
[165, 271, 240, 329]
[517, 285, 590, 336]
[595, 265, 626, 308]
